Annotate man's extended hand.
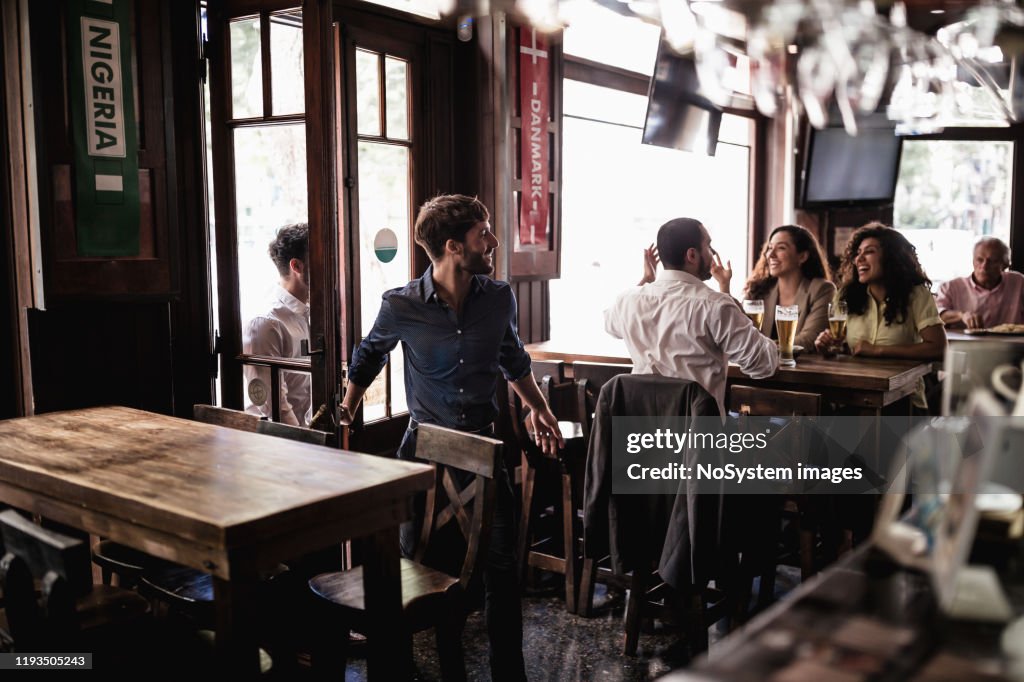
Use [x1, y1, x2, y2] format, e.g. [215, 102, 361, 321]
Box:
[710, 249, 732, 293]
[529, 406, 565, 457]
[638, 244, 660, 286]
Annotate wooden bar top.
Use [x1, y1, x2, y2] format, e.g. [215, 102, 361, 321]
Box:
[0, 406, 433, 550]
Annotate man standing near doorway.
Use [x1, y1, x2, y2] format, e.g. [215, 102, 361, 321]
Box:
[340, 194, 562, 681]
[243, 223, 312, 426]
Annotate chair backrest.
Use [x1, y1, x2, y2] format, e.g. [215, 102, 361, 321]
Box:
[531, 360, 565, 383]
[413, 424, 501, 590]
[728, 386, 820, 417]
[573, 362, 633, 449]
[0, 510, 92, 649]
[573, 363, 633, 420]
[192, 404, 261, 432]
[257, 419, 330, 446]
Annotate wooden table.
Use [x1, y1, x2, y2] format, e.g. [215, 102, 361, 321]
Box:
[526, 339, 932, 413]
[0, 406, 433, 678]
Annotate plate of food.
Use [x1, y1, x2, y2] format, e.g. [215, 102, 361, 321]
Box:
[963, 324, 1024, 336]
[988, 324, 1024, 336]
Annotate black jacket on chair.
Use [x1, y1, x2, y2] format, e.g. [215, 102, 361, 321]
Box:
[582, 374, 724, 591]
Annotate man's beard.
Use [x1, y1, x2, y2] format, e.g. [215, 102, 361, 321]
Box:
[462, 250, 495, 275]
[698, 252, 713, 281]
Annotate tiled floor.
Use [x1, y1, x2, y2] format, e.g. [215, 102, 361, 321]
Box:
[342, 566, 802, 681]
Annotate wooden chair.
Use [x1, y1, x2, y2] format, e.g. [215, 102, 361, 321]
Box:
[727, 385, 821, 612]
[192, 404, 261, 432]
[0, 510, 150, 653]
[570, 361, 632, 616]
[257, 418, 329, 446]
[508, 375, 586, 614]
[307, 424, 501, 681]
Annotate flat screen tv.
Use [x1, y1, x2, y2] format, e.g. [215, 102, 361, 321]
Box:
[642, 40, 722, 157]
[800, 125, 903, 207]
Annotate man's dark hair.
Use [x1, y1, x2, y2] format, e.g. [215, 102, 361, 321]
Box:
[657, 218, 704, 270]
[414, 194, 490, 261]
[268, 223, 309, 276]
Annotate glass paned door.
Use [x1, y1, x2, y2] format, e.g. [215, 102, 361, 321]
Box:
[346, 40, 415, 424]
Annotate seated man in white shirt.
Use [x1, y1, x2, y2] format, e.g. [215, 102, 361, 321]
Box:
[605, 217, 779, 415]
[243, 223, 312, 426]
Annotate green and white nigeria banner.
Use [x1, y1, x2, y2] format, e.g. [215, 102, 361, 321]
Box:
[67, 0, 140, 256]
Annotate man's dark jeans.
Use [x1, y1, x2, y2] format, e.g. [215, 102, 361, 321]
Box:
[398, 425, 526, 682]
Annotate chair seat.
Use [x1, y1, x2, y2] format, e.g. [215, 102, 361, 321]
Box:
[309, 558, 459, 629]
[76, 585, 152, 630]
[139, 565, 216, 624]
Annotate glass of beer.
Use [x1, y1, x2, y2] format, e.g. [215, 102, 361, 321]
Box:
[743, 299, 765, 330]
[828, 301, 848, 355]
[776, 304, 799, 367]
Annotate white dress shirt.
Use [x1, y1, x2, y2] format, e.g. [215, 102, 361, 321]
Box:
[604, 269, 779, 415]
[243, 284, 312, 426]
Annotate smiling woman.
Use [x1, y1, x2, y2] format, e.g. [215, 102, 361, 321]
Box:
[816, 223, 946, 410]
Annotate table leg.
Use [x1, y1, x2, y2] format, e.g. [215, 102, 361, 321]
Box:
[213, 575, 261, 676]
[363, 525, 410, 680]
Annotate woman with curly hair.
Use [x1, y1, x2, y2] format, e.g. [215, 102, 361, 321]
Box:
[742, 225, 835, 350]
[815, 223, 946, 408]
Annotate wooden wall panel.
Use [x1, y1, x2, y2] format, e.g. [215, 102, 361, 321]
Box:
[27, 302, 174, 415]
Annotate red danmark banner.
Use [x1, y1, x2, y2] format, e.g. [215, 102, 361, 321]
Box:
[518, 28, 549, 247]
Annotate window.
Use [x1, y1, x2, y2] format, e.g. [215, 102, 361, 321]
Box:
[894, 139, 1014, 285]
[551, 70, 755, 341]
[352, 47, 414, 423]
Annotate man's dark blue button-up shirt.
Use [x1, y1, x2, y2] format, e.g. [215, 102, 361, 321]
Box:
[348, 265, 533, 431]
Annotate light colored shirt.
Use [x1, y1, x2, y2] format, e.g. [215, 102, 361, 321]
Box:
[935, 271, 1024, 327]
[243, 284, 312, 426]
[604, 269, 779, 415]
[844, 284, 942, 409]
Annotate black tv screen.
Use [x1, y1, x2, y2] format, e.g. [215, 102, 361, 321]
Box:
[801, 126, 903, 207]
[642, 40, 722, 157]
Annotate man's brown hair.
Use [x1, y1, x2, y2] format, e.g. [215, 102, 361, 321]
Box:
[414, 194, 489, 261]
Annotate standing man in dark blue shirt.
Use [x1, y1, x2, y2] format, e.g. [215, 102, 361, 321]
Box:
[341, 194, 563, 681]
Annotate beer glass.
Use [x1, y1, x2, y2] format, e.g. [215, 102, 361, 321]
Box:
[743, 299, 765, 330]
[776, 304, 799, 367]
[828, 301, 848, 354]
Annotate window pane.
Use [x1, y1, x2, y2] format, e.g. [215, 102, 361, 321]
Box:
[550, 116, 751, 341]
[895, 140, 1013, 285]
[358, 141, 411, 415]
[563, 3, 660, 76]
[230, 18, 262, 119]
[270, 11, 304, 116]
[563, 80, 647, 128]
[361, 365, 387, 422]
[385, 57, 409, 140]
[233, 124, 308, 326]
[356, 50, 381, 136]
[358, 142, 410, 336]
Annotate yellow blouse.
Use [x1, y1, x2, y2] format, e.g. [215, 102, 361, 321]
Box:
[843, 284, 942, 409]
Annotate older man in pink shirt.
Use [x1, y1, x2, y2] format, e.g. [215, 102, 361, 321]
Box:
[936, 237, 1024, 329]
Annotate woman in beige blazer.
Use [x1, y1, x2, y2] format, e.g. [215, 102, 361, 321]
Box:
[743, 225, 835, 350]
